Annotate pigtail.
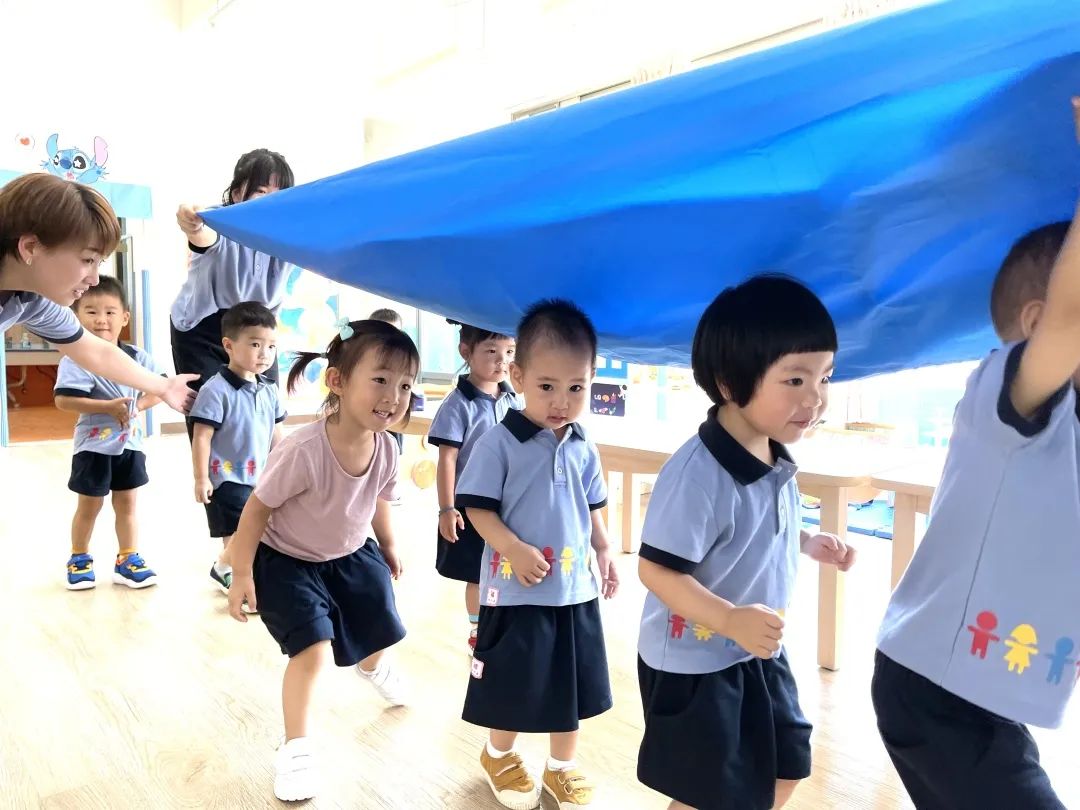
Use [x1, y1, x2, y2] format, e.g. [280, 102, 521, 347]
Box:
[287, 350, 330, 395]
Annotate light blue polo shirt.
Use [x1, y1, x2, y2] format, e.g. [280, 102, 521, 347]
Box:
[54, 343, 162, 455]
[428, 377, 522, 476]
[189, 366, 286, 488]
[0, 291, 82, 343]
[456, 409, 608, 608]
[637, 407, 800, 674]
[170, 230, 291, 331]
[879, 342, 1080, 729]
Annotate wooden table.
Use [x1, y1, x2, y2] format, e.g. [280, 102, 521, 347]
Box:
[870, 461, 943, 588]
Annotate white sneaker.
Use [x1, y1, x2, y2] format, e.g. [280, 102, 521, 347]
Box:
[356, 660, 408, 707]
[274, 737, 318, 802]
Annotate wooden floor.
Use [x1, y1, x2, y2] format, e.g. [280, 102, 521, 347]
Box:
[3, 434, 1080, 809]
[6, 405, 76, 443]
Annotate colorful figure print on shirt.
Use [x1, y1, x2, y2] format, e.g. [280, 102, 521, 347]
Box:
[967, 610, 1001, 659]
[560, 547, 575, 575]
[1045, 638, 1075, 686]
[543, 547, 556, 577]
[669, 614, 688, 640]
[1004, 624, 1039, 675]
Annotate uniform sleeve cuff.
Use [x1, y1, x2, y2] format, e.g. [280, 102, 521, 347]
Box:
[640, 543, 697, 574]
[456, 494, 501, 512]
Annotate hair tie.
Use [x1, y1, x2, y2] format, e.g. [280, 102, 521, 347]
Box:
[334, 316, 354, 341]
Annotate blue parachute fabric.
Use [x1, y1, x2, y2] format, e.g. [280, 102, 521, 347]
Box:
[201, 0, 1080, 380]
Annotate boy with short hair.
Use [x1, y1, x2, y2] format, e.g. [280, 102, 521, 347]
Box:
[55, 275, 163, 590]
[874, 205, 1080, 809]
[190, 301, 286, 596]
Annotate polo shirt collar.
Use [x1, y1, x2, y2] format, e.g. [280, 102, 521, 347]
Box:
[457, 376, 516, 401]
[219, 364, 268, 390]
[503, 409, 586, 443]
[698, 405, 794, 485]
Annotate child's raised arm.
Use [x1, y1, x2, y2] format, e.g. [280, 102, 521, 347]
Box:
[1011, 99, 1080, 418]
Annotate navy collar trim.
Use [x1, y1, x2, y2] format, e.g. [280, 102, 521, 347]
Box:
[502, 408, 586, 443]
[698, 405, 794, 485]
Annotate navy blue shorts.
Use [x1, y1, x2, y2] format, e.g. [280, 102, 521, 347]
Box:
[463, 599, 612, 733]
[68, 449, 148, 497]
[435, 510, 485, 584]
[637, 651, 812, 810]
[872, 651, 1065, 810]
[253, 540, 406, 667]
[203, 482, 252, 538]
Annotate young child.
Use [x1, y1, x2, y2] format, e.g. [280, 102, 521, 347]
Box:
[226, 319, 418, 802]
[54, 276, 162, 590]
[0, 172, 196, 413]
[189, 302, 285, 595]
[369, 307, 407, 455]
[429, 320, 520, 653]
[873, 207, 1080, 809]
[636, 275, 856, 810]
[456, 299, 619, 810]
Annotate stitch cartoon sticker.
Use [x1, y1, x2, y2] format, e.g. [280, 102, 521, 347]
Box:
[41, 133, 108, 184]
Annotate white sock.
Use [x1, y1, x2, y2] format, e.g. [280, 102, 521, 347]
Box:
[487, 740, 512, 759]
[547, 757, 576, 772]
[359, 658, 387, 678]
[213, 560, 232, 575]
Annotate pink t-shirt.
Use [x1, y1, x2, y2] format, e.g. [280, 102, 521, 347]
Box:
[255, 420, 400, 562]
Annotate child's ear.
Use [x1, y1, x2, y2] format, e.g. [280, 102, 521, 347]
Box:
[1019, 299, 1044, 340]
[509, 362, 524, 390]
[716, 377, 733, 404]
[458, 341, 470, 363]
[325, 366, 344, 395]
[221, 336, 233, 353]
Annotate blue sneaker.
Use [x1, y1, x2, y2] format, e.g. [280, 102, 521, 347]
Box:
[66, 553, 96, 590]
[113, 553, 157, 589]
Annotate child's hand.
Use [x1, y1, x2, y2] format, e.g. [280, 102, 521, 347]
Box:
[228, 573, 257, 621]
[176, 204, 204, 234]
[439, 509, 465, 543]
[508, 542, 550, 587]
[381, 543, 404, 579]
[803, 532, 857, 571]
[194, 478, 213, 504]
[723, 604, 784, 659]
[107, 397, 134, 428]
[595, 548, 619, 599]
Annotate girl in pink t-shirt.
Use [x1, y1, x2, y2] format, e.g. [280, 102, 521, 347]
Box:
[226, 319, 420, 803]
